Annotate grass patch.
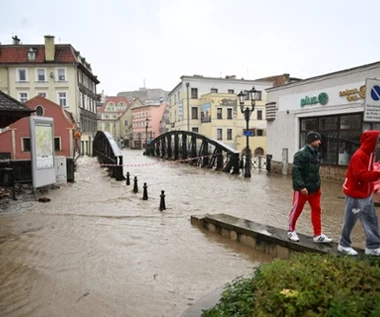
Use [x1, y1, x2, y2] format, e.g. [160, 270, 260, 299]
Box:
[202, 253, 380, 317]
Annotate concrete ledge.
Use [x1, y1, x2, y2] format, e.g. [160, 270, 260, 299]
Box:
[191, 213, 364, 259]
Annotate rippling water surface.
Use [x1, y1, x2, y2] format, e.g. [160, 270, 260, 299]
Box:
[0, 149, 375, 316]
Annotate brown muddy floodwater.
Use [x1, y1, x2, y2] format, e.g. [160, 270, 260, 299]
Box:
[0, 149, 375, 316]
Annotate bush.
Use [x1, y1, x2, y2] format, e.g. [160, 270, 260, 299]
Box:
[202, 253, 380, 317]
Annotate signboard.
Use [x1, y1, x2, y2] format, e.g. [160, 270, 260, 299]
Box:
[243, 130, 254, 137]
[364, 78, 380, 122]
[30, 116, 56, 188]
[300, 92, 329, 107]
[177, 100, 183, 121]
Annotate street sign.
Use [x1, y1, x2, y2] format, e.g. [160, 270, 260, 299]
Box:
[364, 78, 380, 122]
[243, 130, 254, 137]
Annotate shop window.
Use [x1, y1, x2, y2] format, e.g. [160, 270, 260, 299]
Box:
[301, 118, 318, 131]
[319, 116, 338, 130]
[300, 113, 362, 166]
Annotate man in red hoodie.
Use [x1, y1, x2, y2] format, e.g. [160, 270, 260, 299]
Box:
[338, 130, 380, 256]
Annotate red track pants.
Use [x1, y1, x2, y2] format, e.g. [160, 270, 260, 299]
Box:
[288, 189, 322, 236]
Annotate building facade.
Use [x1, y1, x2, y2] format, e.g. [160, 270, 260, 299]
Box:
[131, 100, 166, 149]
[97, 96, 130, 145]
[266, 61, 380, 181]
[0, 35, 99, 155]
[167, 75, 273, 154]
[0, 95, 76, 159]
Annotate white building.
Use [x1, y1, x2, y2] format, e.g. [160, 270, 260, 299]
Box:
[266, 61, 380, 180]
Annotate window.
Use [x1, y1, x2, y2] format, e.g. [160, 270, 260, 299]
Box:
[299, 113, 362, 166]
[36, 69, 46, 81]
[124, 120, 128, 126]
[57, 68, 66, 81]
[227, 129, 232, 140]
[18, 69, 27, 81]
[22, 138, 31, 152]
[178, 91, 180, 100]
[19, 92, 28, 103]
[228, 89, 234, 94]
[257, 110, 263, 120]
[217, 128, 222, 140]
[57, 92, 67, 107]
[191, 88, 198, 99]
[37, 92, 47, 98]
[211, 88, 218, 93]
[217, 108, 223, 119]
[35, 105, 44, 116]
[54, 137, 61, 151]
[192, 127, 199, 133]
[191, 107, 198, 119]
[227, 108, 233, 119]
[256, 129, 264, 136]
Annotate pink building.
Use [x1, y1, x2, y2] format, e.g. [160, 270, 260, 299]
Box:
[0, 95, 76, 159]
[131, 101, 166, 149]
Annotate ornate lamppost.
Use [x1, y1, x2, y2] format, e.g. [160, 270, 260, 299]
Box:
[237, 86, 261, 178]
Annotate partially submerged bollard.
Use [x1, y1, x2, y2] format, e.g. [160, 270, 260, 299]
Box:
[143, 183, 148, 200]
[133, 176, 138, 193]
[126, 172, 130, 186]
[159, 190, 166, 211]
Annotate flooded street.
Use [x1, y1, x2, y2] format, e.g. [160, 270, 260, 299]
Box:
[0, 149, 374, 317]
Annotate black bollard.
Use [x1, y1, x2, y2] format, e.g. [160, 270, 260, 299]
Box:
[133, 176, 138, 193]
[159, 190, 166, 211]
[126, 172, 130, 186]
[143, 183, 148, 200]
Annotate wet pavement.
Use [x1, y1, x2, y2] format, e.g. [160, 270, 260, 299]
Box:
[0, 149, 375, 316]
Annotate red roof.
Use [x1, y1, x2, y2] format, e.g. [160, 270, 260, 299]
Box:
[0, 44, 77, 63]
[98, 97, 130, 113]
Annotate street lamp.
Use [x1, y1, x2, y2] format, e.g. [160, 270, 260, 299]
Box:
[145, 118, 149, 150]
[238, 86, 261, 178]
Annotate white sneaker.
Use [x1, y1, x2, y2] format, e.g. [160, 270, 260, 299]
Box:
[287, 231, 299, 242]
[338, 244, 358, 256]
[313, 234, 332, 244]
[365, 247, 380, 256]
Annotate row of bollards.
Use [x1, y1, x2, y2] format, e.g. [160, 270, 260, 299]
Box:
[125, 172, 166, 211]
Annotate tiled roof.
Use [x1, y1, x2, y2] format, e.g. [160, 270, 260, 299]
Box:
[0, 90, 34, 128]
[0, 44, 76, 63]
[98, 96, 130, 113]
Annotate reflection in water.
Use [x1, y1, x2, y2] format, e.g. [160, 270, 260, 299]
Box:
[0, 149, 375, 316]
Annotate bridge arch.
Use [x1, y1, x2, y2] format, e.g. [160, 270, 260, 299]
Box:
[145, 130, 240, 174]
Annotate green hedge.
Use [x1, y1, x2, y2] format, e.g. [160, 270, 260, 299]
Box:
[202, 253, 380, 317]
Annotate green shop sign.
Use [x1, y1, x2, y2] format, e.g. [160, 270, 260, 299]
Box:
[300, 92, 329, 107]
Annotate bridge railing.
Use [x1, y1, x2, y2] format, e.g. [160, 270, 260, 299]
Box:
[145, 130, 240, 174]
[93, 131, 124, 180]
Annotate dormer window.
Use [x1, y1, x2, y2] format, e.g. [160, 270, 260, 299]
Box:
[28, 48, 36, 61]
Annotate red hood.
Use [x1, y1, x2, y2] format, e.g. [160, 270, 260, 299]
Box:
[360, 130, 380, 154]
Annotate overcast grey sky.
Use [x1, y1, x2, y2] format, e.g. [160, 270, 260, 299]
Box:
[1, 0, 379, 95]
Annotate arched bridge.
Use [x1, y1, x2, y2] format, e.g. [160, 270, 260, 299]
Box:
[145, 130, 240, 174]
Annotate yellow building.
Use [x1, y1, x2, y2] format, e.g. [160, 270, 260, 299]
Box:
[97, 96, 130, 145]
[0, 35, 100, 155]
[167, 75, 272, 155]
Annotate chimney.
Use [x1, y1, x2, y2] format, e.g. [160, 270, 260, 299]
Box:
[12, 35, 21, 45]
[44, 35, 55, 62]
